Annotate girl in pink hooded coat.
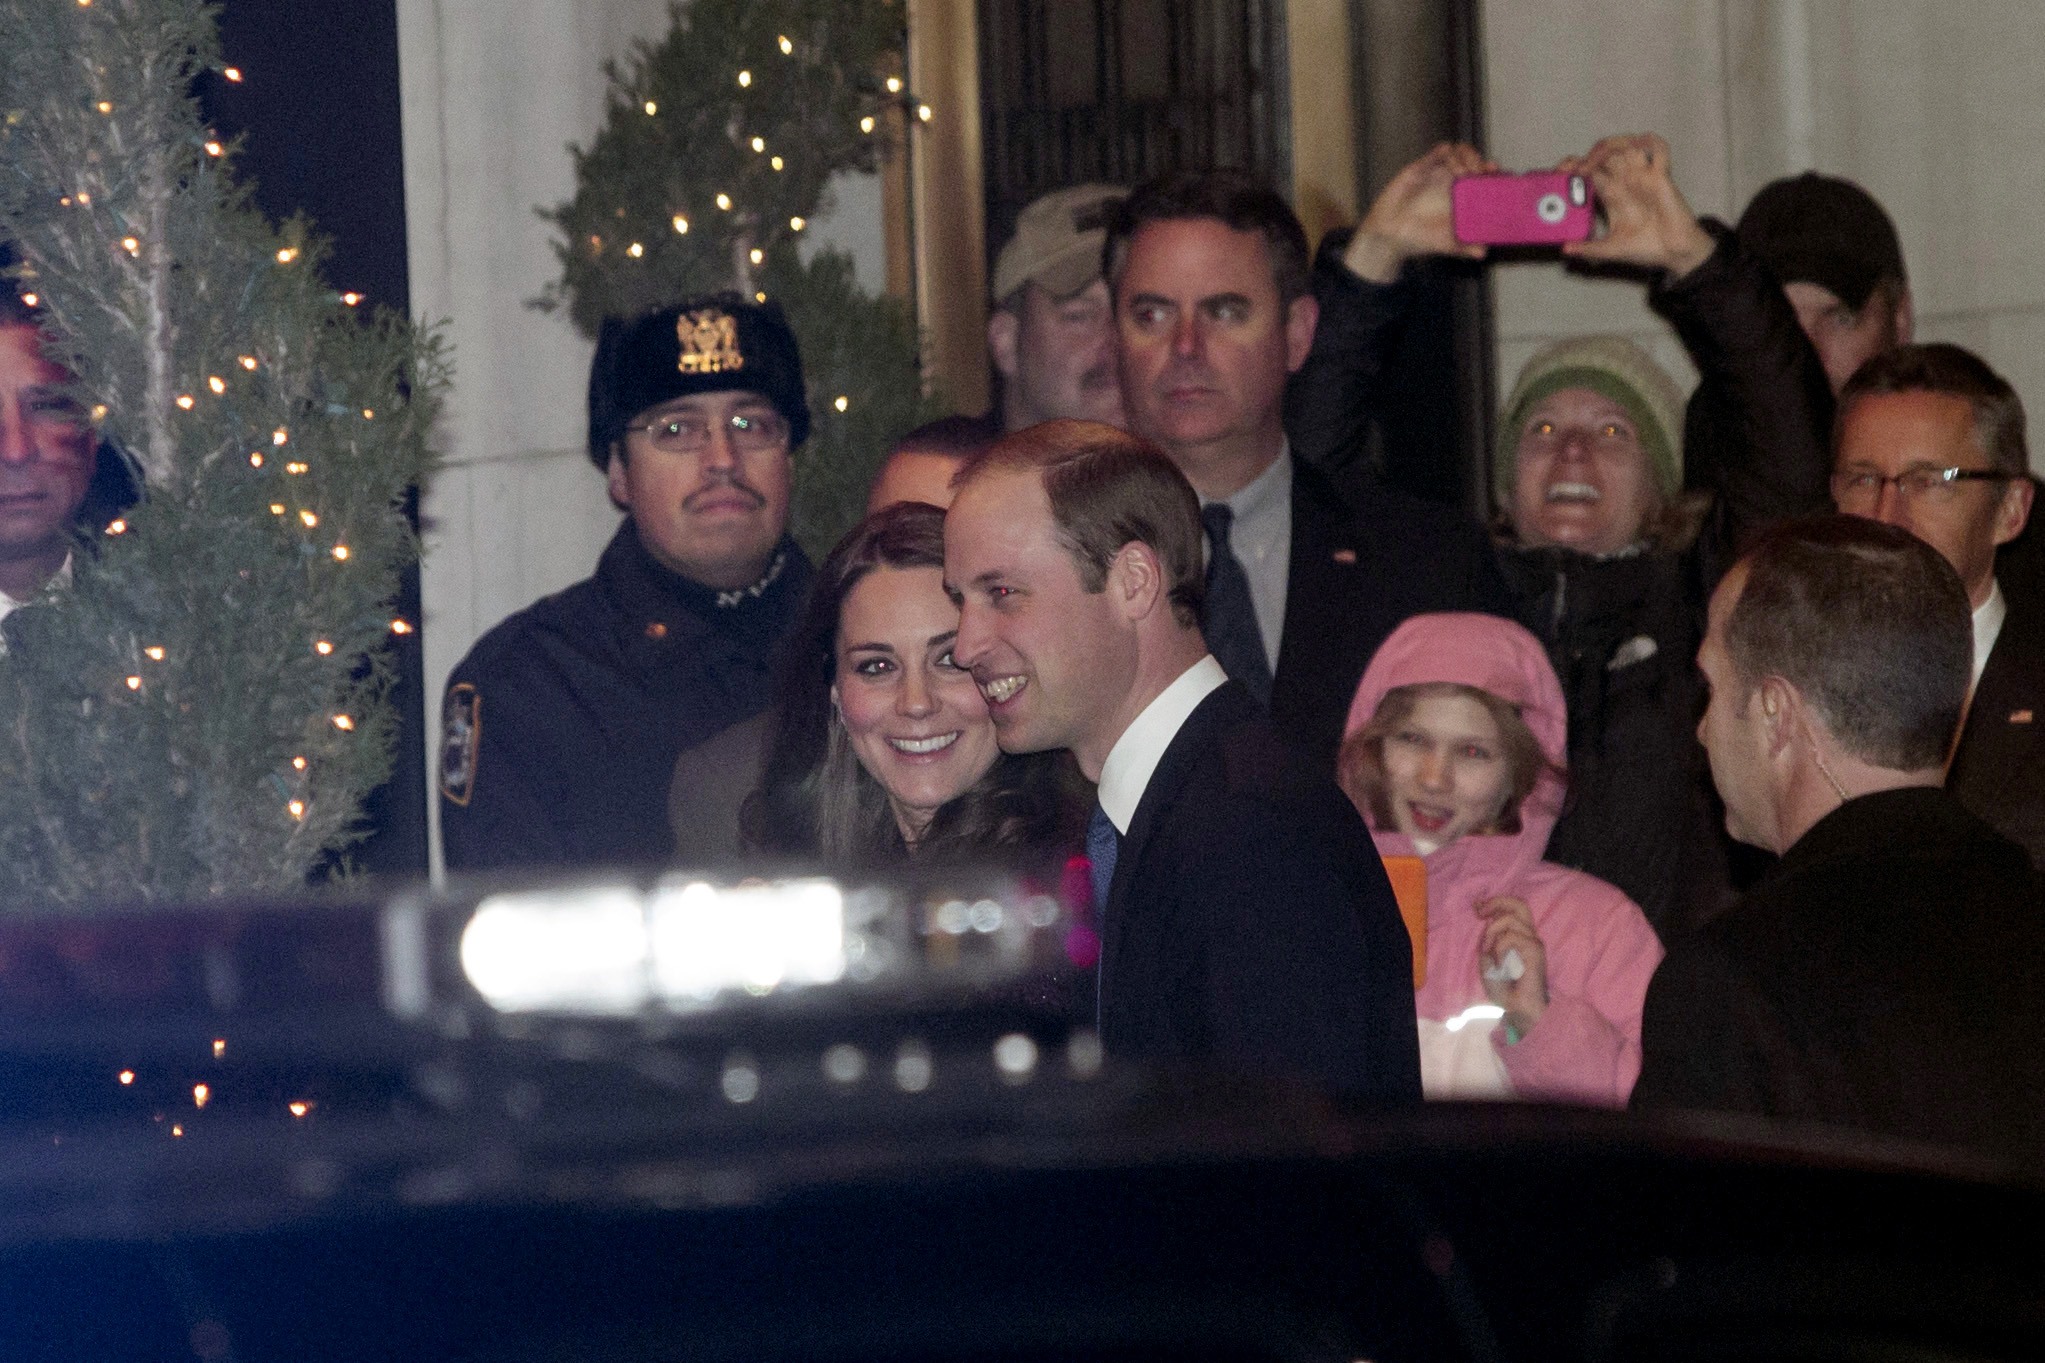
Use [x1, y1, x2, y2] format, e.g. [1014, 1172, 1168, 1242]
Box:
[1341, 612, 1662, 1106]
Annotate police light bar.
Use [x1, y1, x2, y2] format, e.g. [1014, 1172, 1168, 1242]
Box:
[438, 871, 1075, 1018]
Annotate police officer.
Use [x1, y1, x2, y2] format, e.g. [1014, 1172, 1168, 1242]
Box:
[440, 294, 814, 872]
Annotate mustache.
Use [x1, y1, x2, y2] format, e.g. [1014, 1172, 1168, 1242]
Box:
[684, 473, 767, 512]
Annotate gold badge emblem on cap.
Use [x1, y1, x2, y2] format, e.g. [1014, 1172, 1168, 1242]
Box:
[677, 308, 746, 375]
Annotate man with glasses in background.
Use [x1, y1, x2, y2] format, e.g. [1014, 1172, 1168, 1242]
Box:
[441, 295, 814, 872]
[1829, 343, 2039, 866]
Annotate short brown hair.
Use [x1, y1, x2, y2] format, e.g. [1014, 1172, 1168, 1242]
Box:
[1102, 170, 1312, 304]
[1725, 515, 1971, 771]
[955, 418, 1205, 628]
[1337, 683, 1555, 836]
[1835, 342, 2028, 477]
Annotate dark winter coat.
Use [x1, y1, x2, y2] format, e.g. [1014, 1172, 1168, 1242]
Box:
[1633, 787, 2045, 1168]
[439, 521, 811, 873]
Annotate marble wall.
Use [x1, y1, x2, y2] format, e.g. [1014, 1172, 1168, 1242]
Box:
[1481, 0, 2045, 479]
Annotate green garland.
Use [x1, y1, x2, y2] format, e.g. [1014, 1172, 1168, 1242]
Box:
[538, 0, 944, 559]
[0, 0, 446, 905]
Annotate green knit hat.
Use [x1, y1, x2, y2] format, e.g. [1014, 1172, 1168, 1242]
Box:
[1494, 336, 1687, 511]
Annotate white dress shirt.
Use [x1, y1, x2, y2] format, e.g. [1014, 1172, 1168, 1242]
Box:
[1971, 579, 2007, 691]
[1095, 655, 1228, 834]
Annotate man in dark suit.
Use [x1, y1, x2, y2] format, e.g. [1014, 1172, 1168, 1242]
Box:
[1102, 171, 1508, 769]
[944, 421, 1420, 1101]
[1634, 517, 2045, 1165]
[1829, 344, 2040, 867]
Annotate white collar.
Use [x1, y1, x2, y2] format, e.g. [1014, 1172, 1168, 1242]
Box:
[1971, 579, 2007, 690]
[0, 552, 72, 622]
[1218, 442, 1291, 521]
[1094, 655, 1227, 833]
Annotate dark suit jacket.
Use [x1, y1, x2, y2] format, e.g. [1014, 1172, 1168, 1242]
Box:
[1949, 551, 2045, 869]
[1270, 460, 1511, 772]
[1632, 787, 2045, 1166]
[1099, 682, 1422, 1101]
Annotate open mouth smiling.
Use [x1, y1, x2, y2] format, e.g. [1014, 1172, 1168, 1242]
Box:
[1545, 481, 1601, 504]
[888, 732, 960, 756]
[978, 675, 1027, 705]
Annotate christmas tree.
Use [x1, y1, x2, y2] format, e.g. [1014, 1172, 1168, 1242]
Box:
[0, 0, 446, 906]
[538, 0, 943, 558]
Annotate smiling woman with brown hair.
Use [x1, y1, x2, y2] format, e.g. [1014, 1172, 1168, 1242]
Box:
[740, 500, 1087, 864]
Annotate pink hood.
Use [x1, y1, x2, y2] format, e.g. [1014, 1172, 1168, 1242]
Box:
[1342, 612, 1661, 1107]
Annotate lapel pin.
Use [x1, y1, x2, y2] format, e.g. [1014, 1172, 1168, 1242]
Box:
[2012, 709, 2034, 725]
[1332, 549, 1357, 565]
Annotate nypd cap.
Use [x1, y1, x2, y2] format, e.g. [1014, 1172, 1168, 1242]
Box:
[587, 292, 811, 469]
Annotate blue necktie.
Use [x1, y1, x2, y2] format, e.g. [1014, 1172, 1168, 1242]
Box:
[1086, 803, 1119, 913]
[1201, 502, 1273, 707]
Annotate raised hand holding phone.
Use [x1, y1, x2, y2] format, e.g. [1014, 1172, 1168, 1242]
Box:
[1343, 141, 1497, 283]
[1559, 133, 1716, 277]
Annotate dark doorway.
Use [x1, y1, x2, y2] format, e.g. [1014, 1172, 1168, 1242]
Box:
[200, 1, 427, 878]
[977, 0, 1289, 255]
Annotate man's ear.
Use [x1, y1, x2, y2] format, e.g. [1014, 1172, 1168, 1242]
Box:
[987, 307, 1021, 380]
[1891, 285, 1915, 346]
[1758, 674, 1799, 758]
[1993, 470, 2034, 547]
[1284, 293, 1320, 374]
[605, 447, 630, 511]
[1107, 540, 1166, 621]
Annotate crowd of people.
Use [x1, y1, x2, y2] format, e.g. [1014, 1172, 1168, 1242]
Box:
[431, 133, 2043, 1159]
[12, 127, 2034, 1161]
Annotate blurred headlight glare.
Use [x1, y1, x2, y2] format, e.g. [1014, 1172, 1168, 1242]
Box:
[459, 888, 649, 1014]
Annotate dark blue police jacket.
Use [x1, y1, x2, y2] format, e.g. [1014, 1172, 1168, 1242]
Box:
[439, 521, 812, 873]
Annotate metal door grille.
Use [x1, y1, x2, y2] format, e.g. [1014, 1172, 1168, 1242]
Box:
[978, 0, 1287, 260]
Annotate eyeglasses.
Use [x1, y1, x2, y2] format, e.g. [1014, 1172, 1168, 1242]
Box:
[632, 409, 788, 455]
[1830, 465, 2014, 508]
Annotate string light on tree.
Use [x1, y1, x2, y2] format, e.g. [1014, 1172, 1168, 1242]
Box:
[537, 0, 945, 559]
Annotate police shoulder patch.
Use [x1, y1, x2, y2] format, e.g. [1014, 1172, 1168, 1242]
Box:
[441, 682, 481, 807]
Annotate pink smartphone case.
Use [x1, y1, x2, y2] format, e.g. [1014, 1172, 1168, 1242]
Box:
[1452, 172, 1594, 245]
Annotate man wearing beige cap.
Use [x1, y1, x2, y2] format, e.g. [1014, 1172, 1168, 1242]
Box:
[872, 185, 1128, 510]
[987, 183, 1128, 433]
